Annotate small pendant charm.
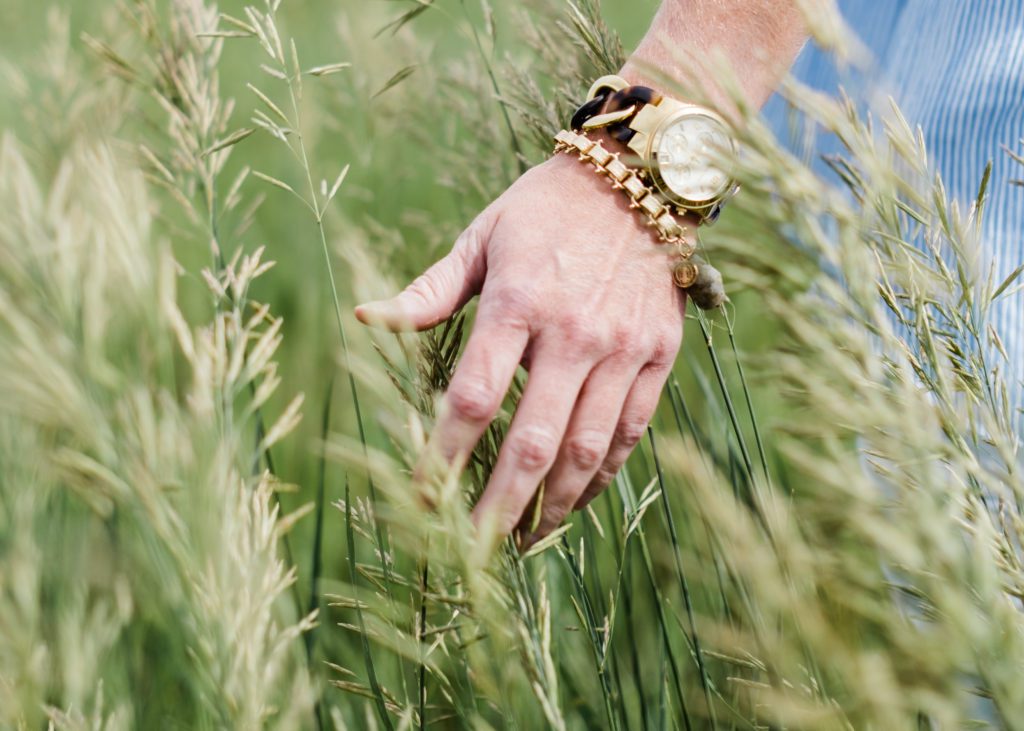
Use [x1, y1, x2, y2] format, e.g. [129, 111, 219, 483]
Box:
[672, 260, 699, 289]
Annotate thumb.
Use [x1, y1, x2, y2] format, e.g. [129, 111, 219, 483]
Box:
[355, 215, 491, 331]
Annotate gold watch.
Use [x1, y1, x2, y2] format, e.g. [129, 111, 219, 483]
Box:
[570, 74, 738, 225]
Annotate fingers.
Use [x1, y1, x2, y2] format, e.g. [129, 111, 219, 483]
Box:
[471, 343, 592, 537]
[420, 289, 530, 479]
[572, 359, 674, 512]
[520, 357, 640, 542]
[355, 214, 493, 332]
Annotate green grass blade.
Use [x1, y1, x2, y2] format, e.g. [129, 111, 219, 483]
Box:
[345, 477, 394, 730]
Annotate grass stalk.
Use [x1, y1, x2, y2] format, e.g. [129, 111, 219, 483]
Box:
[304, 375, 333, 731]
[613, 470, 693, 731]
[556, 536, 622, 731]
[647, 427, 717, 728]
[344, 477, 394, 730]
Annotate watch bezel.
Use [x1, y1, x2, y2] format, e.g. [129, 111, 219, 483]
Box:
[645, 107, 736, 210]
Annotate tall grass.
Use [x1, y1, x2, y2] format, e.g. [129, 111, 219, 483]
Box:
[0, 9, 314, 729]
[1, 0, 1023, 729]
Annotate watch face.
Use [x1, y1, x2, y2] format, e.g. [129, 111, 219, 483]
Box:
[654, 113, 732, 204]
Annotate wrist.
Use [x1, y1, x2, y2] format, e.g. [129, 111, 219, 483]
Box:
[621, 3, 807, 113]
[550, 72, 735, 308]
[617, 58, 735, 120]
[542, 145, 639, 223]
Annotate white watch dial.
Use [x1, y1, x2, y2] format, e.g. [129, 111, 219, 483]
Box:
[655, 114, 732, 204]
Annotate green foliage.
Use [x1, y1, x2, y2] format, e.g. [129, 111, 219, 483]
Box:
[1, 0, 1023, 729]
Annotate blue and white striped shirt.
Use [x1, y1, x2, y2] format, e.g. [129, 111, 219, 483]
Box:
[766, 0, 1024, 417]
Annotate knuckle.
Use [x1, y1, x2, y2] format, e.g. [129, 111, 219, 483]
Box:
[651, 328, 682, 362]
[507, 426, 559, 471]
[611, 326, 648, 358]
[487, 285, 537, 322]
[447, 378, 500, 422]
[564, 431, 608, 471]
[556, 313, 608, 353]
[615, 419, 648, 450]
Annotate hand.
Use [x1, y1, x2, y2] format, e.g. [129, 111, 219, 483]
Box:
[355, 152, 687, 544]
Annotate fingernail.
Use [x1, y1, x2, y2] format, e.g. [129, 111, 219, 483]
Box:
[354, 301, 381, 323]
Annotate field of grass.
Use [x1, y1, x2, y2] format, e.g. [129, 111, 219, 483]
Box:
[2, 0, 1024, 728]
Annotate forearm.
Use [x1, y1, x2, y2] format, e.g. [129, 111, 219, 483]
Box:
[621, 0, 808, 110]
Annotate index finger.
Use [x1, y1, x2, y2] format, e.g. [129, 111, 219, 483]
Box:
[421, 292, 530, 478]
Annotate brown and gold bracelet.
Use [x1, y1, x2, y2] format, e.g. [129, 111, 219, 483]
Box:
[552, 128, 707, 292]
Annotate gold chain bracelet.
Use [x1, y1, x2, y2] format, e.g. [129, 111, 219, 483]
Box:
[552, 128, 701, 288]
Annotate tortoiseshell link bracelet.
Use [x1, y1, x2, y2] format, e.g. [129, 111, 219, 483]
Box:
[552, 128, 701, 290]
